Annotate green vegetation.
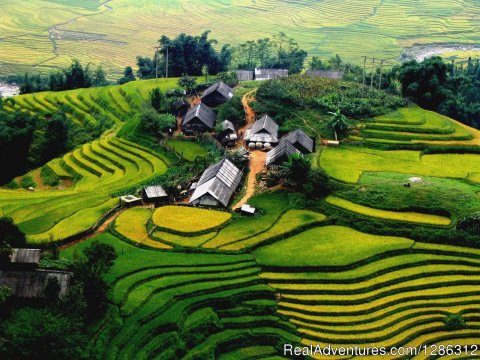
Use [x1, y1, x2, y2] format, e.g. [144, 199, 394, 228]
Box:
[164, 140, 209, 161]
[0, 137, 168, 243]
[2, 1, 480, 76]
[326, 196, 451, 226]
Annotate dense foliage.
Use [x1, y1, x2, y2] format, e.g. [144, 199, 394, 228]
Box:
[18, 60, 108, 95]
[232, 32, 307, 74]
[254, 75, 406, 123]
[394, 56, 480, 128]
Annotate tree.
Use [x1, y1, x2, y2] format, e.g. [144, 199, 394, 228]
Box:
[0, 308, 89, 360]
[150, 87, 165, 112]
[444, 314, 466, 331]
[117, 66, 135, 84]
[303, 168, 331, 199]
[279, 154, 311, 191]
[0, 217, 26, 264]
[327, 109, 349, 141]
[178, 74, 197, 95]
[81, 241, 117, 280]
[44, 277, 61, 306]
[309, 56, 326, 70]
[38, 113, 70, 164]
[64, 59, 91, 90]
[136, 56, 155, 79]
[91, 66, 108, 86]
[0, 285, 10, 305]
[157, 113, 176, 132]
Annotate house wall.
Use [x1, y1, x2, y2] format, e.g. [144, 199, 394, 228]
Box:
[182, 118, 211, 133]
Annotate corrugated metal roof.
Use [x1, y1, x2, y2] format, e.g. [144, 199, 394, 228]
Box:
[283, 129, 315, 153]
[190, 158, 243, 207]
[254, 68, 288, 80]
[266, 140, 302, 166]
[245, 115, 279, 143]
[10, 249, 41, 264]
[183, 103, 216, 128]
[0, 270, 72, 298]
[144, 185, 167, 198]
[305, 70, 344, 80]
[201, 81, 234, 101]
[219, 120, 235, 132]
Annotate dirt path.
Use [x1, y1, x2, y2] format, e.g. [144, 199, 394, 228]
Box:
[236, 89, 257, 147]
[232, 151, 266, 210]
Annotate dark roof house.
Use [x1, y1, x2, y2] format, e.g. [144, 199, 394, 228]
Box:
[254, 68, 288, 81]
[172, 99, 190, 116]
[182, 103, 216, 134]
[201, 81, 234, 107]
[282, 129, 315, 154]
[305, 70, 344, 80]
[0, 269, 72, 298]
[266, 140, 302, 166]
[217, 120, 237, 145]
[190, 158, 243, 207]
[144, 185, 168, 200]
[245, 115, 279, 146]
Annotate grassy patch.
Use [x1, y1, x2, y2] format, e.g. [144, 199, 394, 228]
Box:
[254, 225, 413, 267]
[326, 196, 451, 226]
[164, 140, 208, 161]
[152, 206, 231, 233]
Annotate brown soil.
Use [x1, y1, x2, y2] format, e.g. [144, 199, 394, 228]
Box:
[232, 150, 266, 210]
[236, 89, 257, 147]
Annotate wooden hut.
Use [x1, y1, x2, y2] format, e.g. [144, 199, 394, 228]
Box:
[244, 115, 279, 149]
[281, 129, 315, 154]
[143, 185, 168, 205]
[172, 99, 190, 117]
[189, 158, 243, 207]
[266, 140, 302, 167]
[201, 81, 234, 107]
[0, 269, 72, 298]
[236, 70, 254, 81]
[182, 103, 216, 134]
[217, 120, 238, 147]
[254, 68, 288, 81]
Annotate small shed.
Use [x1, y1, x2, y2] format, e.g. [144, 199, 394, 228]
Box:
[120, 195, 142, 206]
[190, 158, 243, 207]
[305, 70, 344, 80]
[244, 115, 279, 148]
[255, 68, 288, 81]
[217, 120, 238, 146]
[321, 140, 340, 147]
[266, 140, 302, 167]
[240, 204, 256, 215]
[282, 129, 315, 154]
[0, 269, 72, 298]
[236, 70, 254, 81]
[201, 81, 234, 107]
[172, 99, 190, 117]
[143, 185, 168, 205]
[5, 248, 41, 271]
[182, 103, 216, 134]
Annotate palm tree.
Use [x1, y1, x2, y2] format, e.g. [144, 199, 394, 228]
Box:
[327, 109, 349, 141]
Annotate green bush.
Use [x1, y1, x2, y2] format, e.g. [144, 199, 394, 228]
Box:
[40, 165, 60, 186]
[457, 212, 480, 235]
[443, 313, 466, 331]
[20, 175, 36, 189]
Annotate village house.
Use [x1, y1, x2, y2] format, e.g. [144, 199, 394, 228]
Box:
[254, 68, 288, 81]
[172, 99, 190, 117]
[143, 185, 168, 206]
[0, 248, 72, 298]
[266, 129, 315, 166]
[182, 103, 217, 134]
[305, 70, 344, 80]
[236, 70, 254, 81]
[189, 158, 243, 207]
[217, 119, 238, 147]
[201, 81, 234, 107]
[244, 115, 279, 149]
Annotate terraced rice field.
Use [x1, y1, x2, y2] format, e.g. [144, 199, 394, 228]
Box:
[62, 233, 300, 359]
[0, 137, 168, 243]
[326, 196, 452, 226]
[355, 107, 480, 146]
[2, 78, 185, 136]
[2, 1, 480, 76]
[255, 231, 480, 358]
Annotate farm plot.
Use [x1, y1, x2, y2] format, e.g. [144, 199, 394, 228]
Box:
[61, 233, 299, 359]
[164, 140, 209, 161]
[152, 206, 232, 234]
[336, 172, 480, 221]
[326, 196, 451, 226]
[0, 137, 168, 243]
[319, 146, 480, 183]
[255, 227, 480, 356]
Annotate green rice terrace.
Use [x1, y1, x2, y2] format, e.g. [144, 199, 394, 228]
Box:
[2, 0, 480, 76]
[2, 76, 480, 358]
